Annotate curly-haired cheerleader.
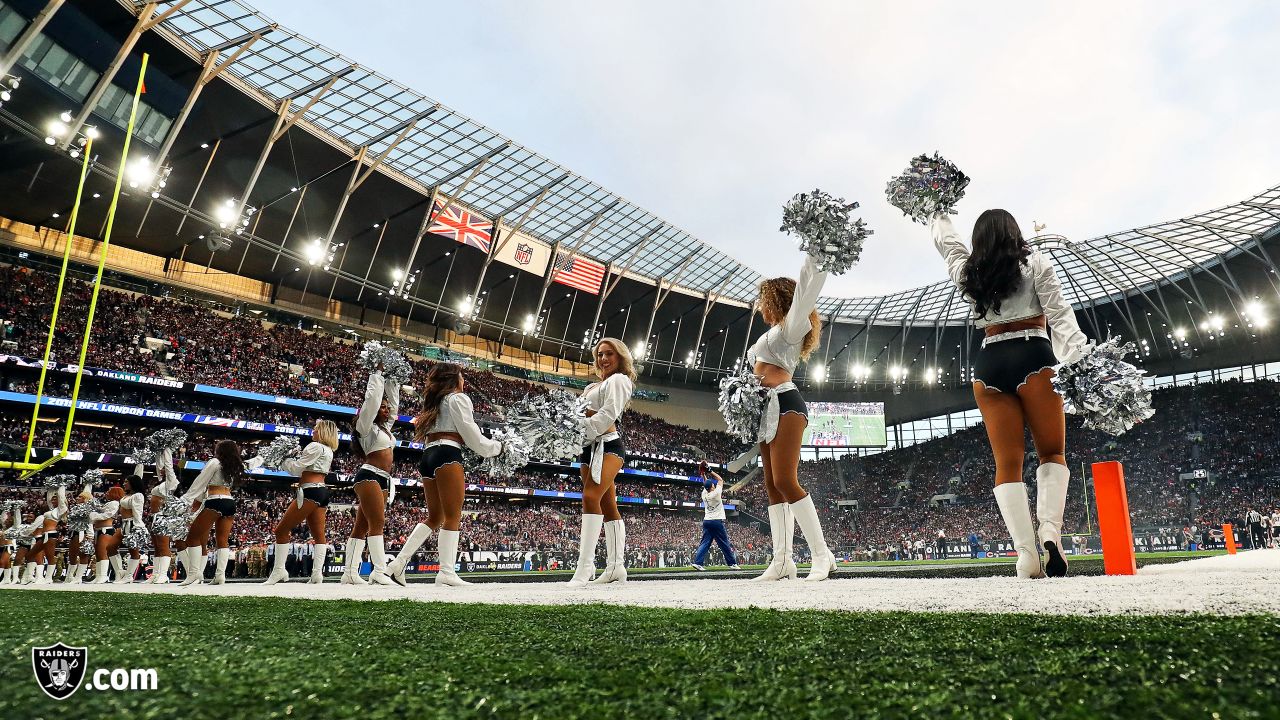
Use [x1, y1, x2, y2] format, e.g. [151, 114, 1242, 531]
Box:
[568, 338, 637, 587]
[264, 420, 340, 585]
[932, 211, 1088, 578]
[147, 448, 181, 584]
[740, 254, 836, 582]
[118, 470, 147, 583]
[25, 485, 68, 585]
[178, 441, 258, 586]
[384, 363, 502, 587]
[346, 367, 401, 586]
[89, 486, 123, 584]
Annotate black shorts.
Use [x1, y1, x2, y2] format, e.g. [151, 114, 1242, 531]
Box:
[204, 497, 237, 518]
[96, 527, 115, 537]
[579, 437, 627, 466]
[974, 336, 1058, 394]
[419, 444, 464, 480]
[353, 466, 390, 492]
[302, 486, 332, 508]
[40, 531, 60, 542]
[777, 388, 808, 419]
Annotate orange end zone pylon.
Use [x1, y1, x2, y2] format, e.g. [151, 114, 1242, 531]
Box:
[1091, 461, 1136, 575]
[1223, 524, 1237, 555]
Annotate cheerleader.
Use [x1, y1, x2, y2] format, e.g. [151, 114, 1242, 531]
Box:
[178, 440, 258, 586]
[345, 367, 400, 586]
[147, 448, 181, 584]
[263, 420, 340, 585]
[931, 211, 1088, 578]
[1, 504, 18, 584]
[89, 487, 123, 584]
[26, 485, 68, 584]
[384, 363, 502, 587]
[63, 483, 96, 584]
[118, 471, 147, 583]
[742, 254, 836, 582]
[568, 338, 637, 587]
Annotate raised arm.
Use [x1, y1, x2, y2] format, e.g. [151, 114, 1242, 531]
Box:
[1030, 252, 1089, 364]
[277, 442, 327, 476]
[930, 214, 969, 290]
[356, 372, 385, 438]
[90, 500, 119, 522]
[582, 374, 634, 440]
[782, 256, 828, 344]
[155, 448, 179, 494]
[382, 377, 401, 427]
[447, 394, 502, 458]
[181, 459, 221, 505]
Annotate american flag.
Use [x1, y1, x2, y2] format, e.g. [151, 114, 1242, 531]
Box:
[552, 252, 606, 294]
[427, 200, 492, 253]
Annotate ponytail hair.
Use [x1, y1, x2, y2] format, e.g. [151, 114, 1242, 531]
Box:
[414, 363, 464, 441]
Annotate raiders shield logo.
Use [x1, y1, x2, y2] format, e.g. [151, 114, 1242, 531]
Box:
[514, 243, 533, 265]
[32, 643, 87, 700]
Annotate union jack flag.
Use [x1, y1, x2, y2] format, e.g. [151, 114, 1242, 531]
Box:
[552, 252, 606, 294]
[428, 200, 492, 253]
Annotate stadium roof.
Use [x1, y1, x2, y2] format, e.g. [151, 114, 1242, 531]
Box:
[133, 1, 1280, 322]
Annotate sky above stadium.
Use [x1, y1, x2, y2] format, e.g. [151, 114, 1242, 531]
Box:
[250, 0, 1280, 299]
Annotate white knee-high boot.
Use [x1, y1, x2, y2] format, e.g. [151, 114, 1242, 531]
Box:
[122, 557, 140, 584]
[21, 561, 38, 585]
[66, 563, 82, 584]
[1036, 463, 1071, 578]
[790, 495, 836, 581]
[753, 504, 788, 581]
[151, 556, 171, 584]
[366, 536, 396, 586]
[108, 555, 124, 583]
[341, 538, 368, 585]
[994, 481, 1045, 579]
[387, 523, 432, 587]
[264, 544, 290, 585]
[592, 520, 627, 585]
[568, 514, 604, 587]
[179, 547, 204, 586]
[309, 544, 328, 584]
[435, 530, 470, 586]
[212, 548, 231, 585]
[92, 559, 110, 584]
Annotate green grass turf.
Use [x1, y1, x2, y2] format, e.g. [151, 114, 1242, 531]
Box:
[2, 591, 1276, 719]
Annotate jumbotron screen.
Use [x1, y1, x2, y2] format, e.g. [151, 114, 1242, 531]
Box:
[802, 401, 888, 447]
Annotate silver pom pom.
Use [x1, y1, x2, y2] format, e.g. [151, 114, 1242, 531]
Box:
[885, 152, 971, 224]
[122, 525, 151, 551]
[66, 502, 96, 533]
[259, 435, 302, 470]
[145, 428, 188, 454]
[152, 496, 192, 538]
[463, 427, 532, 479]
[1052, 337, 1155, 436]
[41, 473, 78, 489]
[81, 468, 106, 487]
[1, 499, 27, 514]
[131, 446, 156, 464]
[359, 340, 413, 386]
[508, 390, 588, 462]
[780, 189, 872, 275]
[718, 369, 767, 443]
[79, 539, 95, 557]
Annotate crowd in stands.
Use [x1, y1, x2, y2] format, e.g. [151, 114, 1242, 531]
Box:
[4, 263, 1280, 564]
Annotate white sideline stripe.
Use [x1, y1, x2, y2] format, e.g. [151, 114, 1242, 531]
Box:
[12, 550, 1280, 617]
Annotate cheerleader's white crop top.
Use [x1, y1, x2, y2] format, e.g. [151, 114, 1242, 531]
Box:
[931, 215, 1089, 364]
[120, 493, 145, 524]
[426, 393, 501, 457]
[580, 373, 635, 441]
[181, 456, 264, 504]
[277, 442, 335, 476]
[89, 501, 119, 523]
[746, 256, 827, 375]
[355, 371, 399, 455]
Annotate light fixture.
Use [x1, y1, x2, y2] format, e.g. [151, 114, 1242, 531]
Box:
[811, 365, 826, 382]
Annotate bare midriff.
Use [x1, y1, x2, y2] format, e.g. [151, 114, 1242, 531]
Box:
[753, 361, 792, 389]
[427, 431, 464, 445]
[298, 470, 326, 485]
[207, 487, 231, 497]
[984, 315, 1047, 337]
[364, 447, 393, 473]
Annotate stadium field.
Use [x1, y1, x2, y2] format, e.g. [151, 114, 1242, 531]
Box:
[3, 589, 1277, 719]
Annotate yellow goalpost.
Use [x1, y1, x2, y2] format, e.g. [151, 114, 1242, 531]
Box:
[1, 54, 150, 479]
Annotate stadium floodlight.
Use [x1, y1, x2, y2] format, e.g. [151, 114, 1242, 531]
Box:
[127, 155, 157, 189]
[457, 297, 474, 315]
[633, 342, 647, 361]
[391, 268, 404, 281]
[215, 199, 238, 226]
[304, 241, 326, 266]
[522, 314, 537, 334]
[811, 365, 826, 382]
